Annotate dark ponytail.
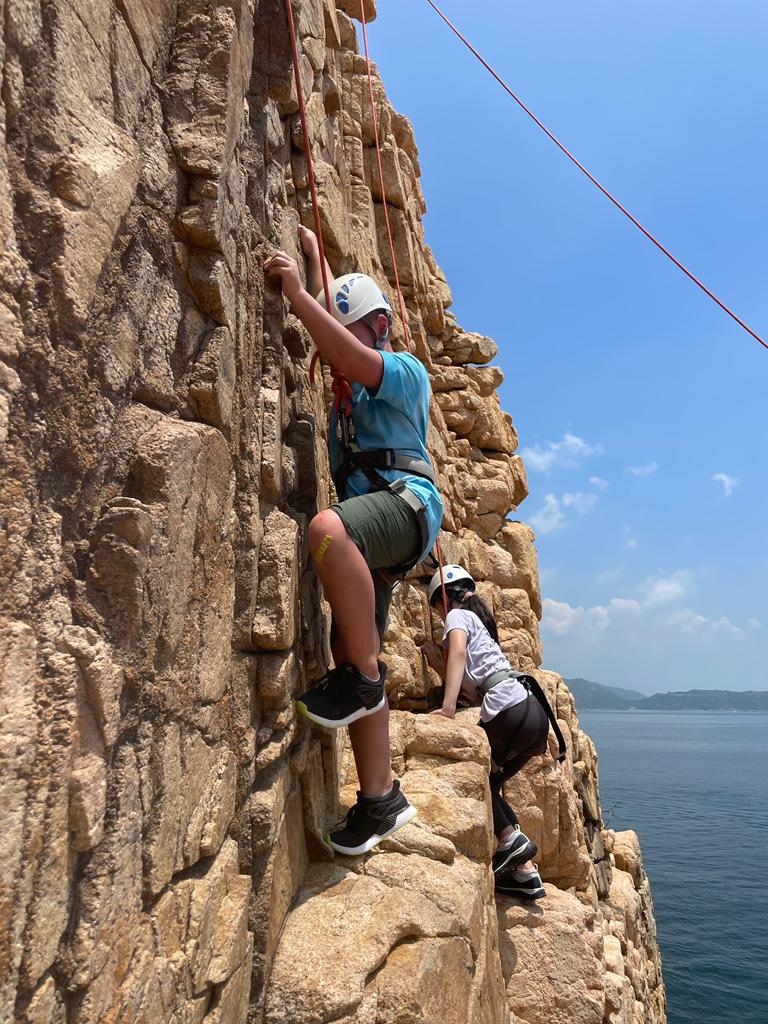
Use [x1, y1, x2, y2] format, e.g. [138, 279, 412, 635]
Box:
[446, 586, 500, 645]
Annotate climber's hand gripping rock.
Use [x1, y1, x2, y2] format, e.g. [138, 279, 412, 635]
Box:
[264, 249, 303, 304]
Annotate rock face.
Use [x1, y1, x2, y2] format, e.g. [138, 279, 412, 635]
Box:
[0, 2, 665, 1024]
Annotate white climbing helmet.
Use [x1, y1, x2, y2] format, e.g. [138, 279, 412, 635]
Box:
[318, 273, 392, 328]
[428, 564, 476, 606]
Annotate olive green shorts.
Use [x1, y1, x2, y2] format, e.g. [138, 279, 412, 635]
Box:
[330, 489, 421, 641]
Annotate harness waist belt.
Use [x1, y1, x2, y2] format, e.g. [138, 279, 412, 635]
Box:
[478, 670, 568, 764]
[332, 446, 436, 577]
[343, 448, 436, 483]
[477, 669, 527, 697]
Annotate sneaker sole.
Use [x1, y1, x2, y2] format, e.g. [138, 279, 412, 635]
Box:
[296, 693, 386, 729]
[325, 804, 418, 856]
[495, 884, 546, 901]
[493, 839, 538, 875]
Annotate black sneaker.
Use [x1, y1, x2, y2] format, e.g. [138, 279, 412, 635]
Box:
[495, 867, 545, 901]
[296, 661, 386, 728]
[326, 780, 417, 855]
[492, 830, 538, 874]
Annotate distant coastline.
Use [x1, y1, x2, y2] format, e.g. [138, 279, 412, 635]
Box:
[566, 678, 768, 712]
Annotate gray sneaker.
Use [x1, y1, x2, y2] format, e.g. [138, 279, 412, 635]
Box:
[492, 829, 538, 874]
[495, 866, 546, 900]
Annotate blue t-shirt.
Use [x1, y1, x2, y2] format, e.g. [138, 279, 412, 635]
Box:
[329, 351, 444, 562]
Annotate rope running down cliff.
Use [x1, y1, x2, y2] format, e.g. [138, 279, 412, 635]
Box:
[282, 0, 419, 423]
[282, 0, 353, 419]
[358, 1, 412, 351]
[424, 0, 767, 353]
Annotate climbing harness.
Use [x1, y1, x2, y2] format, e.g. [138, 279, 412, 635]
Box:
[424, 0, 767, 353]
[478, 670, 568, 764]
[331, 439, 437, 575]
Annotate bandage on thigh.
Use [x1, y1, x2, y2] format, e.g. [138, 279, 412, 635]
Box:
[313, 533, 334, 566]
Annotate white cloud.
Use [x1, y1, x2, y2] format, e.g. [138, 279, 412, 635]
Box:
[622, 525, 639, 550]
[639, 571, 690, 607]
[589, 476, 609, 491]
[626, 461, 659, 477]
[562, 491, 598, 515]
[529, 491, 598, 535]
[713, 472, 739, 497]
[597, 565, 624, 585]
[529, 494, 565, 535]
[542, 596, 640, 640]
[521, 432, 602, 474]
[542, 598, 609, 637]
[669, 609, 744, 636]
[747, 617, 762, 630]
[543, 594, 747, 642]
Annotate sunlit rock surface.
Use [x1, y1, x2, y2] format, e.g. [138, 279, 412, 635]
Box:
[1, 1, 664, 1022]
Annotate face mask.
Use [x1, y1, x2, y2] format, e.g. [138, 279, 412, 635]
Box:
[373, 322, 391, 350]
[364, 313, 391, 350]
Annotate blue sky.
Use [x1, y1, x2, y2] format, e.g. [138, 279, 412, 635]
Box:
[369, 1, 767, 692]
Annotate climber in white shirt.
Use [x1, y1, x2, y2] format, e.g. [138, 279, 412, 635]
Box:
[425, 564, 566, 901]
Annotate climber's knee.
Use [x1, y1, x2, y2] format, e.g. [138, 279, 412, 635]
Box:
[309, 509, 345, 564]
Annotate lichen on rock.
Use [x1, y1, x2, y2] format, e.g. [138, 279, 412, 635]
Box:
[1, 2, 664, 1023]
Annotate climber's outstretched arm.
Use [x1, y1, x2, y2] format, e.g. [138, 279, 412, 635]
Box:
[298, 225, 333, 301]
[265, 249, 383, 389]
[430, 628, 467, 719]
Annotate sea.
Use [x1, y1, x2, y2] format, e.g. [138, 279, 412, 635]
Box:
[579, 711, 767, 1024]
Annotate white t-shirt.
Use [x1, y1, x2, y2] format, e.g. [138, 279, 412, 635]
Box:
[442, 608, 528, 722]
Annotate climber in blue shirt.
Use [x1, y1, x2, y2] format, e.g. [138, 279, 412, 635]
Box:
[265, 227, 443, 855]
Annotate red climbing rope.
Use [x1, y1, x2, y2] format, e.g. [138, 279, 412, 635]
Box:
[282, 0, 354, 418]
[424, 0, 768, 353]
[359, 1, 413, 352]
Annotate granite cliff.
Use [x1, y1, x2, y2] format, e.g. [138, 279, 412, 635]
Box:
[1, 1, 666, 1022]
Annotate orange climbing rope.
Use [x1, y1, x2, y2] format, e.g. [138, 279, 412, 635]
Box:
[282, 0, 353, 418]
[359, 1, 448, 592]
[424, 0, 767, 354]
[359, 2, 412, 351]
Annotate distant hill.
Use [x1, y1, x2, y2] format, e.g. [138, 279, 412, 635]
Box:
[638, 690, 768, 711]
[565, 678, 768, 712]
[565, 677, 647, 709]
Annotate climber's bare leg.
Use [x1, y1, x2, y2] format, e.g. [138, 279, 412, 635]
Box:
[309, 509, 379, 679]
[309, 508, 393, 796]
[331, 642, 394, 799]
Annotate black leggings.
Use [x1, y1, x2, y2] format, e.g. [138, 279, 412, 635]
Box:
[480, 695, 549, 836]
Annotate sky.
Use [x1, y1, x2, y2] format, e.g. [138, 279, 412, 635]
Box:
[368, 0, 768, 693]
